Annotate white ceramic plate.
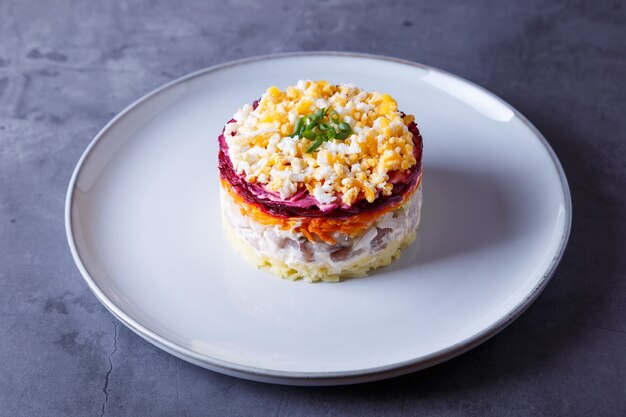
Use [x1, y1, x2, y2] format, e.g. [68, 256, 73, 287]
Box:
[66, 52, 571, 385]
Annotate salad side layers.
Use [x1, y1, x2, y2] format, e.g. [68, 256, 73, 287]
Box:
[218, 80, 423, 281]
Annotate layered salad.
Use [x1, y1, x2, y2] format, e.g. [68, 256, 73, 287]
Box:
[218, 80, 423, 282]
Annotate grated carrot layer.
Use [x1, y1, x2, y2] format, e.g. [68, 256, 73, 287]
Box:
[220, 176, 421, 244]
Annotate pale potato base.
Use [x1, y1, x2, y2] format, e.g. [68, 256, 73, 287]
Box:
[220, 186, 422, 282]
[221, 214, 417, 282]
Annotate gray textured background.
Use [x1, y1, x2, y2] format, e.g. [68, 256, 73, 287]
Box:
[1, 0, 625, 416]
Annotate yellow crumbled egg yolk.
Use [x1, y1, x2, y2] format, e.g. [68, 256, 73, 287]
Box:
[224, 80, 417, 206]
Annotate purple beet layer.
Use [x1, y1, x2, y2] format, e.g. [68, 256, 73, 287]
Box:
[218, 113, 423, 219]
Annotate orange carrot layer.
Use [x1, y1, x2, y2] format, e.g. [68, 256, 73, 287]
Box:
[221, 176, 421, 244]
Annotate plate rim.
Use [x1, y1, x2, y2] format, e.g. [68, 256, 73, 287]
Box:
[65, 51, 573, 385]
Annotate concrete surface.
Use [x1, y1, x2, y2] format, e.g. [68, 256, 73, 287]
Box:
[0, 0, 625, 416]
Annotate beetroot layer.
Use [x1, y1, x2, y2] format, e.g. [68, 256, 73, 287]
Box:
[218, 114, 423, 219]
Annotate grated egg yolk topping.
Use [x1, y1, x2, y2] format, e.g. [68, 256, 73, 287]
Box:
[224, 80, 417, 206]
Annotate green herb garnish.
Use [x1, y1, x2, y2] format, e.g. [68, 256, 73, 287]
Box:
[288, 107, 354, 153]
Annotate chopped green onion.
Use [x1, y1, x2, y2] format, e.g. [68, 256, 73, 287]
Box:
[290, 117, 305, 137]
[286, 107, 353, 153]
[313, 107, 327, 120]
[307, 137, 324, 153]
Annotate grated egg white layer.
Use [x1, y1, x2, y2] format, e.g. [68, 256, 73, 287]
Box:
[224, 80, 417, 206]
